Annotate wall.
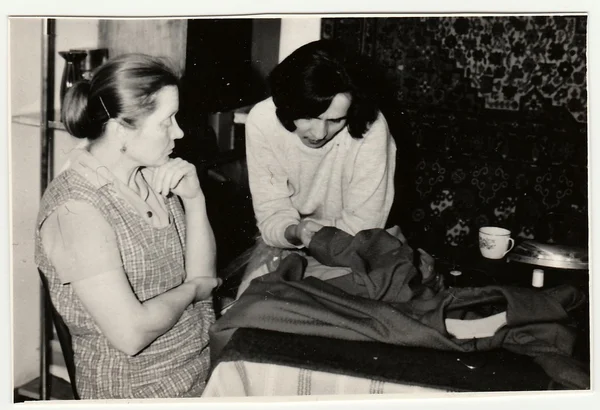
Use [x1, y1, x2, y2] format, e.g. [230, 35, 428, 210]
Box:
[10, 17, 97, 388]
[11, 18, 100, 116]
[54, 19, 101, 115]
[251, 18, 281, 91]
[278, 18, 321, 62]
[10, 121, 42, 389]
[323, 16, 587, 122]
[99, 19, 188, 76]
[10, 20, 43, 116]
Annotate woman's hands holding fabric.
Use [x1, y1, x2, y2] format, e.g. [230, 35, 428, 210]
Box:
[151, 158, 203, 200]
[288, 219, 324, 248]
[186, 276, 222, 303]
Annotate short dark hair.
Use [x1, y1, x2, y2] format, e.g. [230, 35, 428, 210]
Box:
[62, 53, 179, 140]
[269, 39, 379, 138]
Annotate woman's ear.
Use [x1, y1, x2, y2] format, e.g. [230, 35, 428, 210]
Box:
[104, 118, 121, 135]
[105, 118, 131, 149]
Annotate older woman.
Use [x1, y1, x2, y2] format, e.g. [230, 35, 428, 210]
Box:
[237, 40, 397, 297]
[35, 54, 220, 399]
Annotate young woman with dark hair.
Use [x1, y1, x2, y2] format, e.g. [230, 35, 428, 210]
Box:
[35, 53, 220, 399]
[268, 39, 379, 139]
[238, 40, 397, 297]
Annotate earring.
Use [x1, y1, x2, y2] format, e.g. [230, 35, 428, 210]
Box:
[120, 145, 127, 153]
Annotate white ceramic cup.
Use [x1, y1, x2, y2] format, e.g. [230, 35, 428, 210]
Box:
[478, 227, 515, 259]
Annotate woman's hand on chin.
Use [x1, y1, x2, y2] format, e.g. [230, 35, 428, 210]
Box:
[151, 157, 203, 200]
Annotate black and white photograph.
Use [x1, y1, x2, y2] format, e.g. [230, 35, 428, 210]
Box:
[5, 3, 597, 409]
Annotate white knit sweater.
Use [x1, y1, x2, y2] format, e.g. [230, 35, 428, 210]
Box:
[245, 97, 397, 248]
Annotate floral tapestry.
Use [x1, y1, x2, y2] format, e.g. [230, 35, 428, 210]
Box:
[323, 16, 587, 122]
[322, 16, 588, 259]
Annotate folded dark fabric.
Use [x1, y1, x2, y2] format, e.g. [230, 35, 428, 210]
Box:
[212, 261, 583, 357]
[215, 327, 556, 392]
[210, 227, 589, 389]
[310, 227, 442, 303]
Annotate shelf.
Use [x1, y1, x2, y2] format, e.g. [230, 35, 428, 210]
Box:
[12, 111, 65, 131]
[15, 375, 75, 401]
[15, 339, 73, 401]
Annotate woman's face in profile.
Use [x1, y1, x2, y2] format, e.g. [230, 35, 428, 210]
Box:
[125, 85, 184, 167]
[293, 93, 351, 149]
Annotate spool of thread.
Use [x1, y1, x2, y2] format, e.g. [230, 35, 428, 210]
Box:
[532, 269, 545, 288]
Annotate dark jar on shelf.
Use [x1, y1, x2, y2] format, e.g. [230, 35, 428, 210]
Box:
[58, 51, 87, 102]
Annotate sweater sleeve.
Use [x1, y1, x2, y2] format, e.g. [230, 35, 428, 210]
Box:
[245, 105, 302, 248]
[333, 113, 397, 234]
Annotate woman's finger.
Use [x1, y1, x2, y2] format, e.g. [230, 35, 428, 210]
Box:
[152, 158, 178, 194]
[162, 160, 183, 194]
[165, 165, 187, 194]
[157, 158, 183, 195]
[305, 220, 324, 233]
[167, 160, 195, 193]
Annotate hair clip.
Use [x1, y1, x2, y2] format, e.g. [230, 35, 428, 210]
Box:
[99, 96, 111, 118]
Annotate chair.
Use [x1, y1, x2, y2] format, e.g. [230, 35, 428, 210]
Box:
[38, 270, 80, 400]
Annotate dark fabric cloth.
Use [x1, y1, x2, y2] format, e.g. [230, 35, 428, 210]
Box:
[315, 227, 445, 303]
[210, 227, 589, 389]
[215, 327, 556, 392]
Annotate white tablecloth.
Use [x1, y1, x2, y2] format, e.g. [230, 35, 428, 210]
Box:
[202, 361, 448, 397]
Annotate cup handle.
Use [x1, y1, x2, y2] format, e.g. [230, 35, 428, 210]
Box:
[503, 238, 515, 256]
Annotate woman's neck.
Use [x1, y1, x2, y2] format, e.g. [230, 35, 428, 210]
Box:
[88, 139, 140, 189]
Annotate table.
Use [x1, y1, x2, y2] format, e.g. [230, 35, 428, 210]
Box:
[204, 247, 590, 397]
